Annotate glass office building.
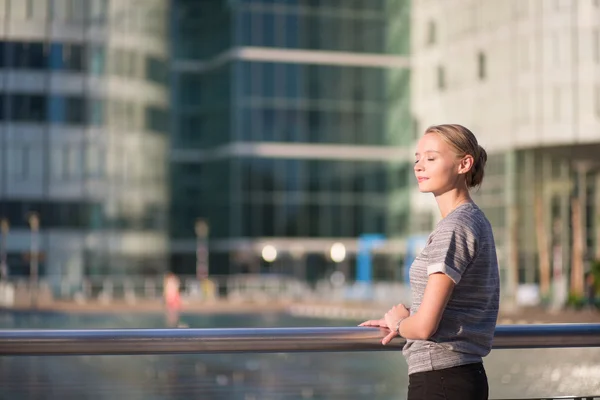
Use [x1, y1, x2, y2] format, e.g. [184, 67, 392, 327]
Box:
[0, 0, 170, 281]
[170, 0, 412, 280]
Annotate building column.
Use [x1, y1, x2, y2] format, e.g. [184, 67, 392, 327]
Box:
[504, 151, 518, 309]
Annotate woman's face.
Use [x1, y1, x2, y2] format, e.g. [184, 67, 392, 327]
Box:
[413, 133, 467, 194]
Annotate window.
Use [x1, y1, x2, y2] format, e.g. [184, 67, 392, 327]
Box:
[49, 43, 85, 71]
[0, 42, 5, 67]
[48, 96, 66, 123]
[64, 44, 85, 71]
[89, 0, 108, 22]
[89, 46, 105, 75]
[66, 97, 85, 124]
[11, 145, 30, 179]
[87, 100, 104, 126]
[427, 20, 437, 46]
[145, 56, 167, 84]
[437, 65, 446, 91]
[145, 106, 169, 133]
[478, 51, 486, 80]
[85, 145, 104, 177]
[553, 87, 561, 121]
[594, 29, 599, 63]
[595, 85, 600, 117]
[10, 95, 46, 122]
[9, 0, 27, 19]
[0, 96, 4, 121]
[30, 0, 48, 20]
[9, 42, 47, 69]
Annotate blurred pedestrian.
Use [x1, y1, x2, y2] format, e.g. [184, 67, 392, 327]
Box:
[360, 124, 499, 400]
[163, 272, 182, 327]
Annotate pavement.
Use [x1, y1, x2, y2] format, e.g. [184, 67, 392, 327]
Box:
[4, 299, 600, 325]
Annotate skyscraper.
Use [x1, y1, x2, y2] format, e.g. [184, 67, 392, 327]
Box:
[0, 0, 170, 283]
[170, 0, 412, 281]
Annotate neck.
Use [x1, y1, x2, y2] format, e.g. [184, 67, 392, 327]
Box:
[435, 187, 472, 218]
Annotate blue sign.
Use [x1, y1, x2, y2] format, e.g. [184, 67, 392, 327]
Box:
[356, 234, 386, 283]
[404, 235, 429, 284]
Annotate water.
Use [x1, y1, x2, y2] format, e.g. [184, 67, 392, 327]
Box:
[0, 311, 599, 400]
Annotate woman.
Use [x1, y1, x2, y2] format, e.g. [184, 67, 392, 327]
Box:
[360, 124, 500, 400]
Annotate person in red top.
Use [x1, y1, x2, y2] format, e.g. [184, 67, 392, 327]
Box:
[163, 272, 181, 327]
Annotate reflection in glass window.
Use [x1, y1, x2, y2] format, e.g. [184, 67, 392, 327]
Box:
[145, 55, 167, 84]
[11, 95, 46, 122]
[89, 46, 105, 75]
[145, 106, 169, 133]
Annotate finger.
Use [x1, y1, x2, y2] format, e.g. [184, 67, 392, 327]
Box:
[359, 320, 378, 327]
[381, 331, 396, 345]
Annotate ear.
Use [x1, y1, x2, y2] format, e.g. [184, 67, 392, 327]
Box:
[457, 155, 474, 175]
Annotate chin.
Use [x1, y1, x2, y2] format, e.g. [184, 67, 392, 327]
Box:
[417, 182, 433, 193]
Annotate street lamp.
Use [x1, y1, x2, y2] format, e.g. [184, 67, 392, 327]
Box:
[261, 244, 277, 263]
[0, 218, 9, 280]
[329, 242, 346, 263]
[28, 213, 40, 308]
[330, 242, 348, 285]
[195, 219, 209, 281]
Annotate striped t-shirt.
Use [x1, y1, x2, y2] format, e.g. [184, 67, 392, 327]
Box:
[402, 202, 500, 375]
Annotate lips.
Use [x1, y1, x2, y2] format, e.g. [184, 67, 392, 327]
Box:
[417, 177, 429, 183]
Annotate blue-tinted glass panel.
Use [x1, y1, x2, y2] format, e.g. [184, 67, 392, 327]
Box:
[263, 13, 276, 47]
[49, 44, 65, 69]
[48, 96, 66, 123]
[284, 14, 299, 48]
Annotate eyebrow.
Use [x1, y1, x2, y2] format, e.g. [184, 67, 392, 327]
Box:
[414, 150, 441, 156]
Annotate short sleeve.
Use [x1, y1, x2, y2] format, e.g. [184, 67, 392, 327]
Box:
[426, 224, 478, 284]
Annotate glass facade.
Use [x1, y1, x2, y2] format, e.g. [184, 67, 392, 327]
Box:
[0, 0, 170, 280]
[171, 0, 412, 279]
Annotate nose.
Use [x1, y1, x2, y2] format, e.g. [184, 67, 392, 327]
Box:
[414, 160, 423, 172]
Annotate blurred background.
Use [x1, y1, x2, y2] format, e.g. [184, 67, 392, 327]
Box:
[0, 1, 600, 398]
[0, 0, 598, 311]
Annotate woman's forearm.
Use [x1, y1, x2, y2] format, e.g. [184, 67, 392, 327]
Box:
[398, 314, 435, 340]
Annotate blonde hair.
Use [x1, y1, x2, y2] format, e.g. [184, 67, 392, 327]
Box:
[425, 124, 487, 189]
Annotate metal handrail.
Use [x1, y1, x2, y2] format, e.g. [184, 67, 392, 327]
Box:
[1, 323, 600, 356]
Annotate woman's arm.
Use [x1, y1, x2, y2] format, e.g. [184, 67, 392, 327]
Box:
[379, 272, 455, 344]
[398, 273, 454, 340]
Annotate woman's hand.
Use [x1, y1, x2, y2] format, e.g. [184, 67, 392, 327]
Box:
[381, 303, 410, 345]
[358, 318, 388, 328]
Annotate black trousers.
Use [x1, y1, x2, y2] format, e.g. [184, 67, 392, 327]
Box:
[407, 362, 488, 400]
